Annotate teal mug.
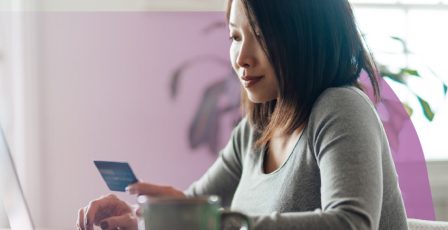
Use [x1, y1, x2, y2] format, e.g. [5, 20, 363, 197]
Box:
[138, 195, 250, 230]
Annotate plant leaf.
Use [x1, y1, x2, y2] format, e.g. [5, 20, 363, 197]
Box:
[380, 66, 405, 84]
[400, 68, 420, 77]
[382, 72, 406, 84]
[402, 102, 413, 117]
[417, 96, 435, 121]
[391, 36, 406, 46]
[170, 68, 183, 98]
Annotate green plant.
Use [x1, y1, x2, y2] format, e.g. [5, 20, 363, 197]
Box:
[378, 36, 448, 121]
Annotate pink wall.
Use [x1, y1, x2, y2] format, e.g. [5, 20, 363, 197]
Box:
[39, 12, 233, 228]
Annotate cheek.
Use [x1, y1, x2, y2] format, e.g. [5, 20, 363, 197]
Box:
[229, 44, 239, 71]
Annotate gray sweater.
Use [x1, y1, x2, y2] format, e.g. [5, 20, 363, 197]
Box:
[185, 86, 408, 230]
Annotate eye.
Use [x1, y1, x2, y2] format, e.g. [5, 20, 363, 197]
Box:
[229, 35, 241, 42]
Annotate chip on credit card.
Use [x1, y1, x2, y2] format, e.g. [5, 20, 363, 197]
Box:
[94, 161, 138, 192]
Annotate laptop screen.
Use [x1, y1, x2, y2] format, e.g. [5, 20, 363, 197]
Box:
[0, 125, 35, 230]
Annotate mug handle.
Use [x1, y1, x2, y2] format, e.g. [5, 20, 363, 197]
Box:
[220, 210, 251, 230]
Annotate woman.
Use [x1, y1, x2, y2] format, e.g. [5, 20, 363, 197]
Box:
[77, 0, 409, 229]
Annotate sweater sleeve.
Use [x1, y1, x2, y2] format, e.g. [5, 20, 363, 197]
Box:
[247, 88, 386, 230]
[183, 118, 247, 207]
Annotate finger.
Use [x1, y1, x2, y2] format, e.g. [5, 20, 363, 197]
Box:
[83, 206, 91, 230]
[100, 213, 137, 230]
[135, 207, 142, 217]
[77, 208, 85, 230]
[84, 194, 116, 230]
[84, 203, 95, 230]
[127, 182, 185, 198]
[126, 182, 168, 196]
[84, 194, 121, 230]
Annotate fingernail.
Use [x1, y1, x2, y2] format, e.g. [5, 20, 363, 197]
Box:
[100, 221, 108, 229]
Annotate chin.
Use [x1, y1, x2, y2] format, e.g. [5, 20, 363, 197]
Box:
[247, 94, 275, 104]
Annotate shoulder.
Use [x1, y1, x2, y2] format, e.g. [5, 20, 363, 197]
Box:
[309, 86, 380, 125]
[312, 86, 376, 115]
[306, 86, 385, 149]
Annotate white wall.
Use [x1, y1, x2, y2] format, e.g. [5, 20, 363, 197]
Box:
[0, 7, 42, 228]
[0, 11, 12, 228]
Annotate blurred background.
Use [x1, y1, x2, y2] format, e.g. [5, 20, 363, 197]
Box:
[1, 0, 447, 229]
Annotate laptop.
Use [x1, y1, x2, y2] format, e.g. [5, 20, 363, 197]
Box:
[0, 124, 35, 230]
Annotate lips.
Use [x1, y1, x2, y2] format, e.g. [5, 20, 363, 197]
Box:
[241, 75, 263, 88]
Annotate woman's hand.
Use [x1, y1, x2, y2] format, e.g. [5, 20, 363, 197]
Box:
[125, 182, 186, 198]
[76, 182, 185, 230]
[126, 182, 186, 217]
[76, 194, 137, 230]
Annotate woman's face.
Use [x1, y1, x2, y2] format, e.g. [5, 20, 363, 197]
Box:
[228, 0, 279, 103]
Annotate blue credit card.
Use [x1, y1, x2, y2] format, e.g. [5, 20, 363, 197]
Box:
[94, 161, 138, 192]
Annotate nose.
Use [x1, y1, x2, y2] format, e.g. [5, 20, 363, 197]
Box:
[236, 41, 256, 70]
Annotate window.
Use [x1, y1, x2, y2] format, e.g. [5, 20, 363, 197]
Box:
[351, 0, 448, 160]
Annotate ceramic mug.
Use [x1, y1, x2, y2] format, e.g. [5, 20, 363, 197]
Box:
[138, 195, 250, 230]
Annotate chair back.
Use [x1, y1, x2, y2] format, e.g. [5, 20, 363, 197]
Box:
[408, 218, 448, 230]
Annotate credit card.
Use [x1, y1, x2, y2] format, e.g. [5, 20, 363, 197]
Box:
[94, 161, 138, 192]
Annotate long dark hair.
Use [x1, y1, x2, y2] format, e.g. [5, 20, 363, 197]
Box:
[226, 0, 380, 149]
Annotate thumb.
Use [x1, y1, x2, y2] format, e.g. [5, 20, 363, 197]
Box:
[126, 182, 184, 197]
[99, 213, 137, 230]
